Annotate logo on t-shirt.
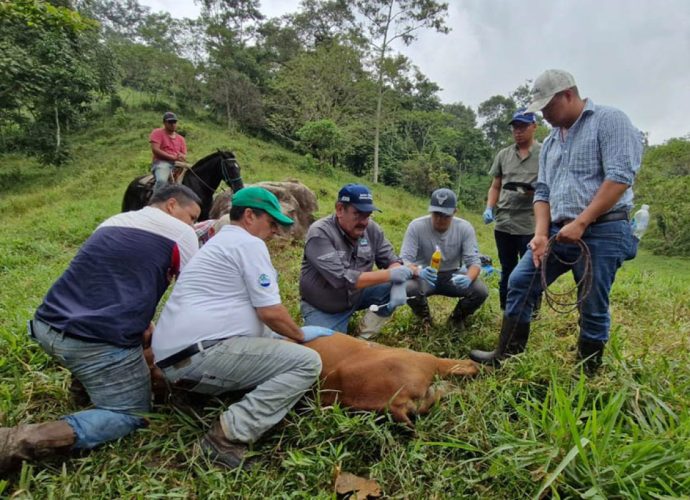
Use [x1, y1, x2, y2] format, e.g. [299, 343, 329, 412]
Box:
[360, 237, 369, 247]
[258, 274, 271, 287]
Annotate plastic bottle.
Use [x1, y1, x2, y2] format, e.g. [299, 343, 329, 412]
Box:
[430, 245, 442, 271]
[631, 204, 650, 240]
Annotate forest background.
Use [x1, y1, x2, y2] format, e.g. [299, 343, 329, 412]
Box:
[2, 0, 689, 255]
[1, 1, 690, 497]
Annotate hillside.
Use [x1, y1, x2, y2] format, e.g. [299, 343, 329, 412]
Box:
[1, 112, 689, 497]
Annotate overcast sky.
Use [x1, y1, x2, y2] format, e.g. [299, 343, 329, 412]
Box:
[141, 0, 690, 145]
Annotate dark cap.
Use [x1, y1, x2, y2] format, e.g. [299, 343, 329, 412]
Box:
[509, 108, 537, 125]
[162, 111, 178, 122]
[428, 188, 457, 216]
[337, 184, 381, 212]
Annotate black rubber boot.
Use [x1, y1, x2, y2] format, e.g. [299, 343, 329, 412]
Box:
[407, 296, 433, 326]
[469, 316, 530, 366]
[577, 338, 605, 376]
[448, 300, 471, 330]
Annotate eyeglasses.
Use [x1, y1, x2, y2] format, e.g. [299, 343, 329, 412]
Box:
[166, 120, 177, 124]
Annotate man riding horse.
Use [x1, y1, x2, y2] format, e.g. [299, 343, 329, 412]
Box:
[150, 112, 189, 194]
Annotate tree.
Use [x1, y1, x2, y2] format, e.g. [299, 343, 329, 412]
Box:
[1, 0, 112, 163]
[348, 0, 449, 183]
[477, 94, 516, 151]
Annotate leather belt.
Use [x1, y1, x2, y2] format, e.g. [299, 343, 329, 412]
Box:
[554, 210, 628, 228]
[156, 338, 225, 369]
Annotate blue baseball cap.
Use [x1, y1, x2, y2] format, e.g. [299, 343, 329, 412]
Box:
[337, 183, 381, 212]
[509, 108, 536, 125]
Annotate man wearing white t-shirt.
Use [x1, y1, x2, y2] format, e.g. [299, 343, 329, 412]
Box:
[152, 186, 332, 470]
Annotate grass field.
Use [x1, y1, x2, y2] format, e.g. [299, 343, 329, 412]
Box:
[1, 111, 689, 498]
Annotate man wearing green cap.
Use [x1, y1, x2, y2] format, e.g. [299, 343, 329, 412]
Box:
[152, 186, 333, 469]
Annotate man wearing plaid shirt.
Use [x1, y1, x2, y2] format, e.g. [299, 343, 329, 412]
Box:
[471, 69, 643, 374]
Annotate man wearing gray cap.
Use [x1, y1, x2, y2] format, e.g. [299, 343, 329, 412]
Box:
[401, 188, 488, 328]
[470, 69, 642, 374]
[149, 111, 188, 194]
[484, 109, 542, 312]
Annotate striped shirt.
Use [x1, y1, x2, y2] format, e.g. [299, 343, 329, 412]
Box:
[533, 99, 643, 223]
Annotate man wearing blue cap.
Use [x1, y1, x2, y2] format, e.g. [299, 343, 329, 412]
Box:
[471, 69, 642, 374]
[152, 187, 333, 469]
[300, 184, 420, 338]
[483, 109, 542, 312]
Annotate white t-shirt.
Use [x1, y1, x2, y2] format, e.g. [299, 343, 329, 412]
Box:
[152, 224, 281, 361]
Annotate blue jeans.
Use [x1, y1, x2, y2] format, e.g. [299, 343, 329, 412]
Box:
[301, 283, 392, 332]
[505, 220, 638, 342]
[31, 318, 151, 449]
[151, 160, 174, 194]
[161, 337, 321, 444]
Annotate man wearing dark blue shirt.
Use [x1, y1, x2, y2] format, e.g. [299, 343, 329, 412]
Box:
[0, 185, 200, 473]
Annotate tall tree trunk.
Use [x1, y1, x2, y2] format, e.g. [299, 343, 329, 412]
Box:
[54, 104, 61, 153]
[372, 0, 394, 185]
[225, 85, 232, 131]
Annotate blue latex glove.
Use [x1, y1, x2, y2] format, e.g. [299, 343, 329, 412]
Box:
[301, 325, 335, 343]
[483, 207, 495, 224]
[389, 266, 413, 284]
[388, 282, 408, 310]
[420, 266, 438, 287]
[451, 273, 473, 289]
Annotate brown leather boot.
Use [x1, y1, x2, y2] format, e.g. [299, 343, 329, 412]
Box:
[199, 421, 251, 470]
[0, 421, 75, 473]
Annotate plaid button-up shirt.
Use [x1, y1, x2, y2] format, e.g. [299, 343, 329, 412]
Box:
[534, 99, 643, 223]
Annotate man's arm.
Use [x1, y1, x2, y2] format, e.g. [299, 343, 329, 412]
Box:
[400, 222, 420, 265]
[151, 142, 177, 162]
[556, 180, 629, 244]
[256, 304, 305, 343]
[486, 176, 502, 209]
[529, 201, 551, 267]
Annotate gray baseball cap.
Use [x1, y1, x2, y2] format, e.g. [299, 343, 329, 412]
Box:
[525, 69, 577, 113]
[428, 188, 457, 216]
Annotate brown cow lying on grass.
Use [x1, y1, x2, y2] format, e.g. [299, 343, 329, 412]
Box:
[306, 333, 479, 425]
[126, 330, 478, 425]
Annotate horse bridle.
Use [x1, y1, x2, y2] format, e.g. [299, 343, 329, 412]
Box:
[220, 156, 243, 186]
[182, 154, 242, 193]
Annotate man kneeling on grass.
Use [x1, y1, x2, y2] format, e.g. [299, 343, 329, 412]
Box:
[0, 185, 201, 474]
[152, 187, 333, 470]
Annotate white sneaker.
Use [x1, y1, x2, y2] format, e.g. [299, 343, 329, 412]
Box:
[358, 310, 391, 339]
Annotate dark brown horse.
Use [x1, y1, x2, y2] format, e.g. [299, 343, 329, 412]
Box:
[121, 150, 244, 221]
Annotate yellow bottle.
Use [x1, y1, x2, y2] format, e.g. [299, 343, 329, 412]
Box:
[430, 245, 442, 271]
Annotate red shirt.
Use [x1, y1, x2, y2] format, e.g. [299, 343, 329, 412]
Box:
[149, 128, 187, 162]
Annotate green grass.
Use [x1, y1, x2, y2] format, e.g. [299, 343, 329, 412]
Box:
[1, 109, 689, 498]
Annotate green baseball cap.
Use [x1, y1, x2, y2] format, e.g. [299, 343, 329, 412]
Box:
[232, 187, 294, 226]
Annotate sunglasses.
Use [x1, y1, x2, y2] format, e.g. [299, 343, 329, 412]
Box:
[166, 120, 177, 124]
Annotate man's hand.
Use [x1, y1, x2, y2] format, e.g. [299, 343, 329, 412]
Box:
[529, 234, 549, 268]
[450, 273, 472, 289]
[301, 325, 335, 343]
[420, 266, 438, 287]
[483, 207, 495, 224]
[389, 266, 414, 284]
[556, 220, 587, 244]
[177, 152, 186, 161]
